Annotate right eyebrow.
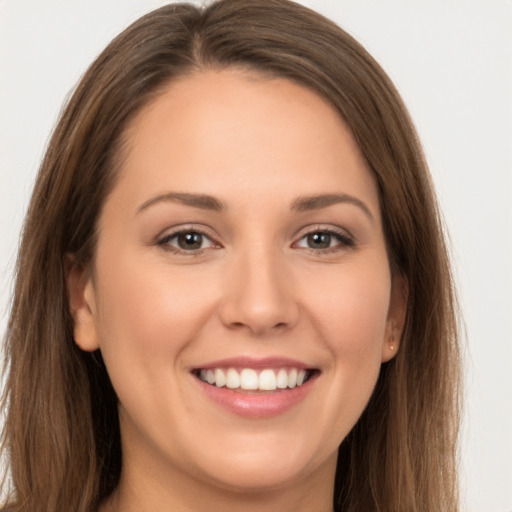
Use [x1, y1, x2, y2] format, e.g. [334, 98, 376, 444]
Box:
[135, 192, 225, 215]
[291, 193, 374, 222]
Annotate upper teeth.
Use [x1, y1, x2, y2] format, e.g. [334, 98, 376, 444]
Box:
[199, 367, 309, 391]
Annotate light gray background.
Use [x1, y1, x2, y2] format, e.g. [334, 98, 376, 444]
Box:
[1, 1, 511, 511]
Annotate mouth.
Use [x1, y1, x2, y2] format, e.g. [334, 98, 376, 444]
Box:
[191, 357, 320, 417]
[193, 366, 318, 393]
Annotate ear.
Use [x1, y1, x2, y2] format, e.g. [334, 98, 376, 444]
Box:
[65, 255, 100, 352]
[381, 273, 408, 362]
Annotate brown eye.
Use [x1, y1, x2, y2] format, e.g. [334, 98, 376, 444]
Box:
[307, 232, 332, 249]
[295, 229, 354, 252]
[159, 230, 216, 252]
[177, 232, 204, 250]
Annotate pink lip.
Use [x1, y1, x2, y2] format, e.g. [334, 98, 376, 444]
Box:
[192, 356, 312, 371]
[190, 356, 319, 419]
[194, 377, 316, 418]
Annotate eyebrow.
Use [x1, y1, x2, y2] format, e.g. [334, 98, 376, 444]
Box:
[136, 192, 224, 214]
[291, 193, 374, 221]
[136, 191, 373, 220]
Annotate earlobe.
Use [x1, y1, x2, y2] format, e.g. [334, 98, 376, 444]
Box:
[381, 328, 398, 362]
[382, 274, 408, 362]
[65, 255, 100, 352]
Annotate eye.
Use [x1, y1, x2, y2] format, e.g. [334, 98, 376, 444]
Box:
[158, 230, 217, 252]
[294, 229, 354, 251]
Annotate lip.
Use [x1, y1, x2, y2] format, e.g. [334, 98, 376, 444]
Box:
[193, 356, 312, 371]
[191, 356, 319, 418]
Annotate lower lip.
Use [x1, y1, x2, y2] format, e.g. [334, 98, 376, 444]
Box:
[194, 375, 316, 418]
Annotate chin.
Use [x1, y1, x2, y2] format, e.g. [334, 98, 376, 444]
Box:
[198, 460, 312, 493]
[186, 439, 335, 494]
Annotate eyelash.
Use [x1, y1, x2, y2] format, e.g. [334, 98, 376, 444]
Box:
[157, 225, 355, 255]
[157, 226, 218, 255]
[293, 225, 355, 254]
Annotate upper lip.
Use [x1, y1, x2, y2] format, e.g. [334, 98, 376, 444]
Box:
[192, 356, 315, 371]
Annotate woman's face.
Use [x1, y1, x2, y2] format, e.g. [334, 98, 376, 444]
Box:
[70, 69, 405, 499]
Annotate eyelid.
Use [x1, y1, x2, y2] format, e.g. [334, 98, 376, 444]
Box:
[292, 224, 355, 251]
[156, 224, 222, 253]
[155, 223, 355, 255]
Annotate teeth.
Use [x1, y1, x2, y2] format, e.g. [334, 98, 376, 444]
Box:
[215, 368, 226, 387]
[240, 368, 259, 390]
[205, 369, 215, 385]
[259, 369, 276, 391]
[226, 368, 240, 389]
[198, 367, 311, 391]
[276, 368, 288, 389]
[288, 368, 297, 388]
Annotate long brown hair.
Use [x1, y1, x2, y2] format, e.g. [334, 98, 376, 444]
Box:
[1, 1, 461, 510]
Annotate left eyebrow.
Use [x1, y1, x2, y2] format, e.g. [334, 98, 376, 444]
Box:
[291, 193, 374, 221]
[136, 192, 225, 215]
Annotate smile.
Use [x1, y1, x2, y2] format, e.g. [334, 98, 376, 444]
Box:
[196, 367, 314, 392]
[192, 360, 320, 418]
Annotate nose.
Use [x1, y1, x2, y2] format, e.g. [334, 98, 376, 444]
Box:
[218, 246, 299, 336]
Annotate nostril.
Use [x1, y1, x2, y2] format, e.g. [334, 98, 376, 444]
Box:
[225, 319, 291, 336]
[228, 321, 246, 330]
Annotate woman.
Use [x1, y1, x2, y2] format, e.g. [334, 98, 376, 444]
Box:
[1, 1, 461, 511]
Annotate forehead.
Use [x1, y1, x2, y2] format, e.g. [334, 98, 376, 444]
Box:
[112, 68, 379, 216]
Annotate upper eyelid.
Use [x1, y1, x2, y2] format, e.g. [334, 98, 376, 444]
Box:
[293, 224, 353, 240]
[291, 225, 356, 252]
[156, 226, 222, 254]
[157, 224, 218, 241]
[157, 228, 221, 257]
[155, 223, 354, 246]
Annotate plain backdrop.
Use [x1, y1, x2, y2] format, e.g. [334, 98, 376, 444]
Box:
[1, 1, 511, 511]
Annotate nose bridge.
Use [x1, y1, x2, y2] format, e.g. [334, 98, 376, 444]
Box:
[219, 238, 298, 335]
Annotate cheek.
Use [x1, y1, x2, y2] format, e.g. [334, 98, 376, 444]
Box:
[91, 250, 222, 436]
[300, 257, 391, 422]
[305, 261, 391, 355]
[92, 248, 217, 368]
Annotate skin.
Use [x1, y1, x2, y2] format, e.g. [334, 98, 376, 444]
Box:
[68, 69, 407, 512]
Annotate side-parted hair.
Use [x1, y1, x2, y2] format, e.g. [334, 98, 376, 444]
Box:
[1, 1, 461, 511]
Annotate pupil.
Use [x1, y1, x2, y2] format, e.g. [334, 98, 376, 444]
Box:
[178, 232, 202, 250]
[308, 232, 331, 249]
